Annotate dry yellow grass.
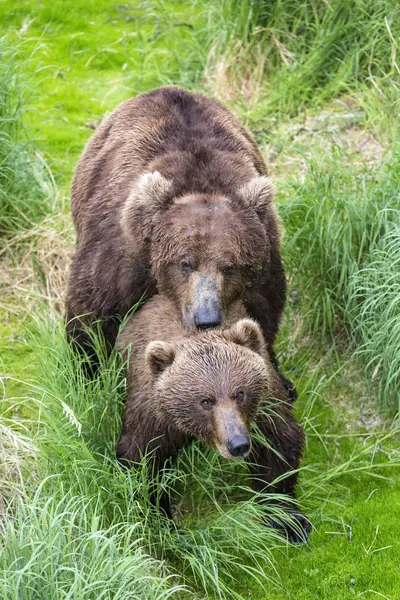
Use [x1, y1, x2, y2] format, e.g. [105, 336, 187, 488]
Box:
[0, 212, 74, 318]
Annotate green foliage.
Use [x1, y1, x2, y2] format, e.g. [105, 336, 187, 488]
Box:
[0, 39, 55, 238]
[0, 0, 208, 185]
[209, 0, 400, 117]
[3, 315, 400, 599]
[281, 151, 400, 410]
[347, 222, 400, 409]
[281, 152, 400, 335]
[7, 314, 292, 599]
[0, 490, 183, 600]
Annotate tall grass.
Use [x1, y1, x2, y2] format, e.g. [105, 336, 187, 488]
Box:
[0, 490, 183, 600]
[207, 0, 400, 117]
[347, 222, 400, 409]
[1, 314, 296, 599]
[0, 39, 55, 240]
[2, 314, 400, 598]
[0, 411, 37, 513]
[281, 150, 400, 409]
[281, 152, 399, 336]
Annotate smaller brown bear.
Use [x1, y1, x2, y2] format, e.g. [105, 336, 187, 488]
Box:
[117, 296, 310, 542]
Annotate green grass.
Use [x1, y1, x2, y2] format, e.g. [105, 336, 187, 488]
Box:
[0, 490, 184, 600]
[207, 0, 400, 123]
[1, 315, 298, 598]
[0, 0, 208, 187]
[347, 222, 400, 410]
[281, 151, 399, 336]
[281, 151, 400, 409]
[0, 38, 56, 238]
[2, 314, 400, 599]
[1, 0, 400, 598]
[273, 324, 400, 599]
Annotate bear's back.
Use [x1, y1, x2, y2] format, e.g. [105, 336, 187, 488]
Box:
[71, 87, 266, 230]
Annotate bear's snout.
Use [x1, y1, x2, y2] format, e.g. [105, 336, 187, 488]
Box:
[227, 434, 250, 458]
[185, 273, 223, 330]
[194, 306, 222, 330]
[213, 403, 252, 460]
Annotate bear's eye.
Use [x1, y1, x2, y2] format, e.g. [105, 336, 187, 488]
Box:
[200, 398, 214, 410]
[222, 265, 234, 276]
[236, 391, 245, 403]
[180, 260, 195, 274]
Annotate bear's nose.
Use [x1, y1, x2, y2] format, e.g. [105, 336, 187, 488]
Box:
[227, 435, 250, 458]
[194, 308, 222, 330]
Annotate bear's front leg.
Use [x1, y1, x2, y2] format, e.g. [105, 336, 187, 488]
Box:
[66, 235, 156, 359]
[248, 406, 311, 543]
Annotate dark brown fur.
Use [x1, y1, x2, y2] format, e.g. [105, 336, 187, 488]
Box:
[66, 87, 286, 365]
[116, 296, 309, 541]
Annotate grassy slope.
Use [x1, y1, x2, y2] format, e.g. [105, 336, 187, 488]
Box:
[1, 1, 400, 598]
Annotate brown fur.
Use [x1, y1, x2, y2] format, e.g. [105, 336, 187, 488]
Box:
[66, 87, 286, 362]
[116, 296, 308, 539]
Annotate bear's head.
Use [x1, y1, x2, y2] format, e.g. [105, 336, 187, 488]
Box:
[123, 172, 276, 331]
[145, 319, 278, 460]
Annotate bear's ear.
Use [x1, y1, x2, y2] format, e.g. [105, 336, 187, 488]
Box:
[122, 172, 174, 239]
[134, 171, 174, 209]
[227, 319, 265, 355]
[145, 340, 176, 375]
[239, 176, 274, 219]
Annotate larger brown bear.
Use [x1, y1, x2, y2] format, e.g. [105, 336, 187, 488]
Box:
[117, 295, 310, 543]
[66, 88, 290, 374]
